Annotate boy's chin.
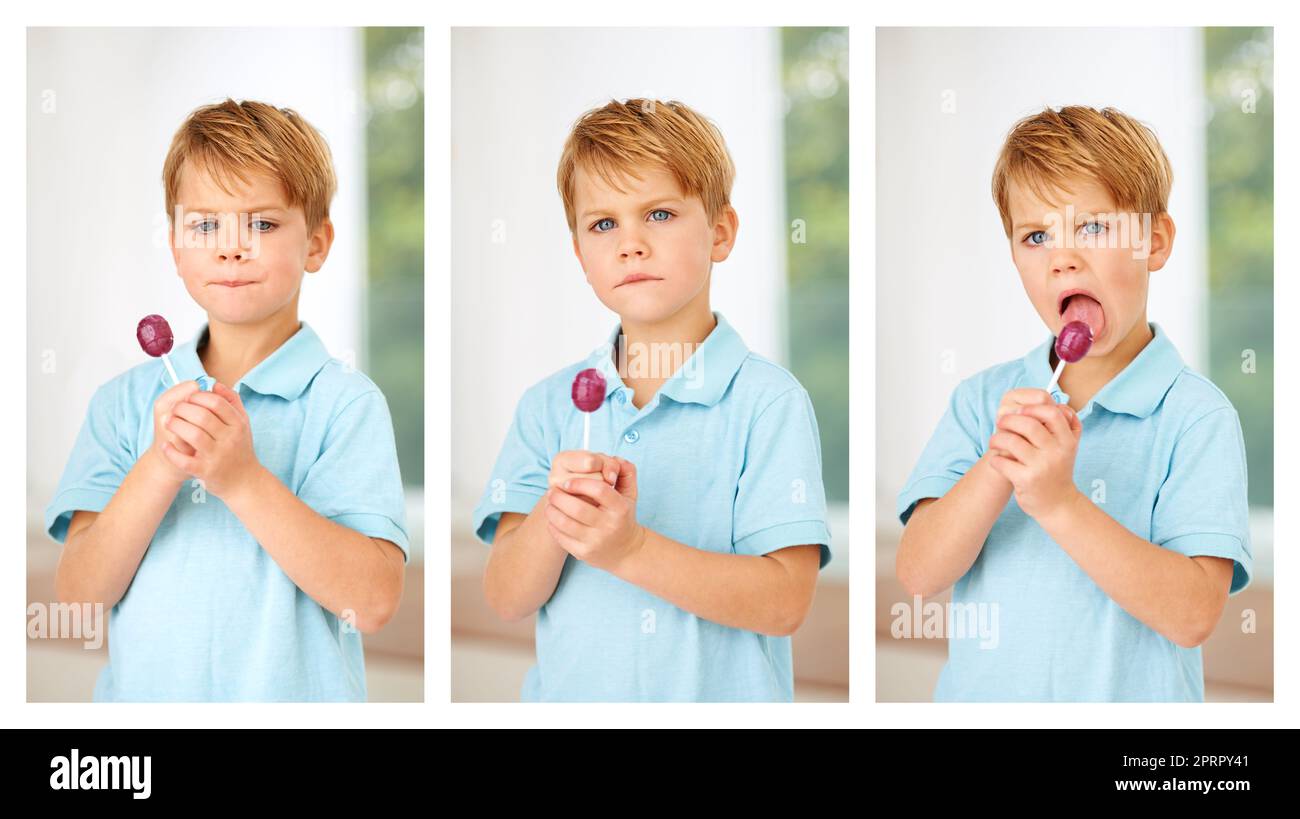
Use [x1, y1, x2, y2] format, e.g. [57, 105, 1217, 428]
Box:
[605, 299, 684, 327]
[200, 304, 280, 327]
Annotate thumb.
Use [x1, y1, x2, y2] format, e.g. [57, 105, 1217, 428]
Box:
[214, 381, 246, 412]
[614, 458, 638, 500]
[1061, 405, 1082, 436]
[602, 457, 619, 486]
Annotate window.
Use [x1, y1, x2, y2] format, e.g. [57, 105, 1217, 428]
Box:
[364, 27, 424, 488]
[1205, 27, 1272, 508]
[782, 27, 849, 503]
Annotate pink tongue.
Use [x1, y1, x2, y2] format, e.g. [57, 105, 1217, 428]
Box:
[1062, 295, 1104, 335]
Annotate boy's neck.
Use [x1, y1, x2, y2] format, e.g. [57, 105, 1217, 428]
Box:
[198, 305, 302, 388]
[1052, 315, 1154, 411]
[616, 289, 716, 410]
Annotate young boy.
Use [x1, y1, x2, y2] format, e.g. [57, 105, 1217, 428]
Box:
[896, 106, 1252, 702]
[473, 98, 832, 702]
[44, 99, 409, 702]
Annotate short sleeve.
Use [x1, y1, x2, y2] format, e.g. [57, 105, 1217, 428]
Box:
[472, 386, 551, 545]
[44, 382, 135, 544]
[1151, 406, 1252, 594]
[298, 390, 411, 564]
[732, 388, 832, 568]
[896, 378, 985, 526]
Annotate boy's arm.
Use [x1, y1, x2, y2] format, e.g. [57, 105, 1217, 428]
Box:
[54, 448, 187, 609]
[991, 402, 1239, 648]
[896, 451, 1014, 598]
[161, 382, 405, 634]
[1037, 493, 1235, 648]
[222, 465, 404, 634]
[613, 535, 821, 637]
[481, 501, 570, 621]
[546, 462, 823, 637]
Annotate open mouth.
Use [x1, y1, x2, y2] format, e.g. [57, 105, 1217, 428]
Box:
[1057, 289, 1106, 338]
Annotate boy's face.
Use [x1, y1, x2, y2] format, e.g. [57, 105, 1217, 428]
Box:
[169, 163, 333, 327]
[570, 164, 737, 326]
[1007, 176, 1174, 357]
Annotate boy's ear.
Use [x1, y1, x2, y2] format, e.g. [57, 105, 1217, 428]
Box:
[1146, 212, 1176, 272]
[305, 218, 335, 274]
[709, 205, 739, 263]
[571, 232, 584, 265]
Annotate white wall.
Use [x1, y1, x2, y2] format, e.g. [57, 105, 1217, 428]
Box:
[27, 27, 366, 525]
[450, 28, 786, 514]
[875, 27, 1206, 517]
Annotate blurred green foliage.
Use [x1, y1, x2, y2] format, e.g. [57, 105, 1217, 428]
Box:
[1205, 27, 1272, 507]
[364, 27, 424, 488]
[782, 27, 849, 502]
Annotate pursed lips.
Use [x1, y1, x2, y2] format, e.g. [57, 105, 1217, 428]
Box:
[616, 274, 662, 288]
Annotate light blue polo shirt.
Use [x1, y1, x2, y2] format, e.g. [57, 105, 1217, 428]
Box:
[473, 312, 832, 702]
[897, 322, 1251, 702]
[44, 321, 410, 702]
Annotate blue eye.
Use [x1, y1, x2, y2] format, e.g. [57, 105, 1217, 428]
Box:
[250, 219, 276, 232]
[1025, 230, 1049, 246]
[193, 219, 218, 234]
[591, 218, 616, 233]
[1081, 220, 1106, 236]
[648, 209, 672, 223]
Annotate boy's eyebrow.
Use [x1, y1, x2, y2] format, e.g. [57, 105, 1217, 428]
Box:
[185, 204, 287, 214]
[1013, 207, 1116, 233]
[579, 197, 685, 221]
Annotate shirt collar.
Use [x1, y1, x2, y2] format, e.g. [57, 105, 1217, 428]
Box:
[1019, 321, 1184, 417]
[163, 321, 334, 400]
[584, 311, 751, 408]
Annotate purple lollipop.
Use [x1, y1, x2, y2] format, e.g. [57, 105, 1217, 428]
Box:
[571, 368, 606, 450]
[137, 314, 179, 385]
[1046, 320, 1093, 394]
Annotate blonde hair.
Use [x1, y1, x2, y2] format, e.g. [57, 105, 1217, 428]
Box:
[557, 98, 735, 232]
[992, 105, 1173, 237]
[162, 98, 337, 230]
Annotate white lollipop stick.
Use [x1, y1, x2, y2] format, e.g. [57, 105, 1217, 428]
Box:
[1045, 357, 1066, 395]
[582, 414, 590, 451]
[161, 352, 180, 386]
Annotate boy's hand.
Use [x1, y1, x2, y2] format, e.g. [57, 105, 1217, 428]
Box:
[148, 379, 203, 483]
[987, 401, 1083, 520]
[159, 382, 263, 498]
[545, 456, 645, 572]
[548, 450, 619, 506]
[990, 388, 1066, 458]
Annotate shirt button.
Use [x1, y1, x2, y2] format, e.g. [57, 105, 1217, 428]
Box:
[623, 430, 640, 444]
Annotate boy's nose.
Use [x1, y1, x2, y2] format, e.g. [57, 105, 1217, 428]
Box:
[618, 238, 649, 259]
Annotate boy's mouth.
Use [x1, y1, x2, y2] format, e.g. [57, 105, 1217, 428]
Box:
[1057, 288, 1105, 338]
[211, 280, 256, 288]
[616, 272, 663, 288]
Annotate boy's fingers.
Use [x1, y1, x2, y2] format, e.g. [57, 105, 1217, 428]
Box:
[989, 430, 1033, 464]
[547, 487, 600, 526]
[1005, 388, 1053, 405]
[563, 477, 620, 507]
[559, 451, 601, 473]
[171, 400, 222, 436]
[186, 390, 241, 426]
[166, 415, 212, 448]
[213, 382, 247, 415]
[158, 380, 200, 412]
[1016, 404, 1069, 442]
[1000, 412, 1051, 449]
[614, 458, 638, 498]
